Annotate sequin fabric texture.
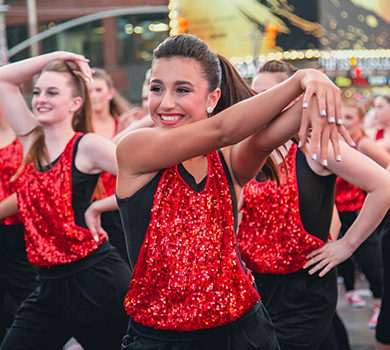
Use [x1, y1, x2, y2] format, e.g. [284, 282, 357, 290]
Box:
[125, 151, 259, 331]
[14, 133, 105, 267]
[93, 171, 116, 200]
[238, 143, 325, 275]
[0, 138, 23, 225]
[335, 177, 366, 212]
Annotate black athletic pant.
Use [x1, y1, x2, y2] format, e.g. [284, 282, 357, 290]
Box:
[0, 224, 38, 342]
[0, 244, 131, 350]
[338, 211, 383, 298]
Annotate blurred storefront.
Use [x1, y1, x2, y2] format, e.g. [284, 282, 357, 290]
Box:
[169, 0, 390, 104]
[3, 0, 170, 103]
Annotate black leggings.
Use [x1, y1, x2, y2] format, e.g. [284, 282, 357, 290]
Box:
[0, 248, 131, 350]
[338, 211, 383, 297]
[0, 225, 38, 342]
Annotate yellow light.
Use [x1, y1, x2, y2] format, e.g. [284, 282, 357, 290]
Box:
[125, 24, 133, 35]
[134, 26, 144, 34]
[244, 55, 253, 64]
[305, 50, 314, 59]
[275, 52, 283, 60]
[345, 90, 352, 98]
[169, 11, 178, 19]
[169, 0, 177, 9]
[267, 52, 276, 60]
[149, 23, 170, 32]
[168, 1, 177, 10]
[170, 19, 178, 28]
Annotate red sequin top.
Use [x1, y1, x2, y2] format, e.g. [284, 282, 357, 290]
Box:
[14, 133, 106, 267]
[335, 136, 366, 212]
[376, 129, 384, 140]
[93, 119, 118, 198]
[124, 151, 260, 331]
[237, 143, 325, 275]
[0, 138, 23, 225]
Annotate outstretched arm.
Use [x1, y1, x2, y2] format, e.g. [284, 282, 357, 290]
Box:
[304, 142, 390, 276]
[117, 68, 352, 198]
[229, 92, 352, 187]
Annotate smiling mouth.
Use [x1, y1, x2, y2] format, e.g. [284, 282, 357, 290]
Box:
[160, 115, 183, 122]
[37, 107, 51, 112]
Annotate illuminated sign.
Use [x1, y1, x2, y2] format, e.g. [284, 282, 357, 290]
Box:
[335, 76, 352, 87]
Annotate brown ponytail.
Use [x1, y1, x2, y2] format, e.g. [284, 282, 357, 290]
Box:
[216, 54, 281, 183]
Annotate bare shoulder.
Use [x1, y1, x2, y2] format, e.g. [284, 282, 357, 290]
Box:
[77, 132, 114, 153]
[376, 138, 390, 152]
[116, 128, 162, 198]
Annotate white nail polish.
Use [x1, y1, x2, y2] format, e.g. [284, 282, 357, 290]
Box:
[303, 102, 308, 108]
[321, 110, 327, 116]
[312, 154, 317, 161]
[323, 159, 328, 166]
[337, 155, 342, 162]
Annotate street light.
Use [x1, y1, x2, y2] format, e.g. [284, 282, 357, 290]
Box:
[0, 1, 9, 65]
[27, 0, 39, 57]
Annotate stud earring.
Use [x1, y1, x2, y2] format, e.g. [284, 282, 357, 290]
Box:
[206, 106, 213, 114]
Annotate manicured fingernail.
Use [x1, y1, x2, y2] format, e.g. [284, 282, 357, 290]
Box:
[321, 110, 327, 116]
[323, 159, 328, 166]
[338, 119, 343, 125]
[352, 142, 356, 147]
[330, 117, 335, 123]
[303, 102, 308, 108]
[94, 235, 99, 242]
[298, 141, 302, 148]
[312, 154, 317, 161]
[337, 155, 342, 162]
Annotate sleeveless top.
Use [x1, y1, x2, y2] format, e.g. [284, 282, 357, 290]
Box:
[0, 138, 23, 225]
[93, 119, 118, 199]
[335, 135, 366, 212]
[121, 151, 259, 332]
[14, 133, 106, 267]
[238, 143, 333, 275]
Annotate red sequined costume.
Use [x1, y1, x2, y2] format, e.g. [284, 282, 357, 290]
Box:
[0, 138, 23, 225]
[238, 143, 339, 349]
[14, 133, 105, 267]
[335, 136, 366, 213]
[238, 143, 325, 275]
[124, 151, 259, 332]
[93, 119, 118, 199]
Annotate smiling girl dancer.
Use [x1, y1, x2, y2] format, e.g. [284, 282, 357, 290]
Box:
[0, 53, 130, 350]
[101, 34, 352, 349]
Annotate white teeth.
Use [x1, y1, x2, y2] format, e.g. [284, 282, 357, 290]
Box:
[161, 115, 181, 122]
[38, 107, 51, 112]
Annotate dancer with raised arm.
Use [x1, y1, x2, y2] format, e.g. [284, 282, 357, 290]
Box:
[107, 34, 351, 349]
[0, 53, 130, 350]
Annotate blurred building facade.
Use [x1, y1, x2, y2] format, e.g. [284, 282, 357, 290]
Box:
[4, 0, 169, 103]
